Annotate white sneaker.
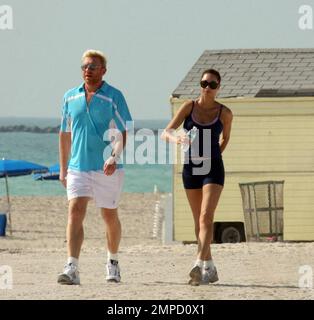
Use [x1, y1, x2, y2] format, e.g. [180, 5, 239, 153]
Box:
[57, 263, 80, 285]
[106, 260, 121, 283]
[202, 266, 219, 284]
[188, 265, 202, 286]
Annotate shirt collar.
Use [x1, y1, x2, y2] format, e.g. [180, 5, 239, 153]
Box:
[78, 81, 108, 93]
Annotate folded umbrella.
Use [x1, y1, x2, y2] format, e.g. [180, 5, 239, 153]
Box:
[0, 158, 48, 235]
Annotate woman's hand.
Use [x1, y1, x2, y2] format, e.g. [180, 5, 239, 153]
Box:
[176, 131, 190, 146]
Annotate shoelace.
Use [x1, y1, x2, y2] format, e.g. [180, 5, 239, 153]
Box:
[107, 263, 119, 275]
[64, 263, 77, 273]
[204, 267, 215, 275]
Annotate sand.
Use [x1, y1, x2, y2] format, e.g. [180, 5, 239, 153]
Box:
[0, 194, 314, 300]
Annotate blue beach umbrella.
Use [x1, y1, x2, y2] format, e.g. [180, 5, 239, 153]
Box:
[33, 163, 60, 181]
[0, 158, 48, 235]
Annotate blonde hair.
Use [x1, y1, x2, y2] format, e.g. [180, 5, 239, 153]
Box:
[81, 49, 107, 68]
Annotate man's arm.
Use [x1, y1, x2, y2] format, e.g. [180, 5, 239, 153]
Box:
[103, 130, 126, 176]
[59, 132, 71, 187]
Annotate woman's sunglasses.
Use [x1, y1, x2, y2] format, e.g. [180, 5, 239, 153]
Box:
[200, 80, 219, 90]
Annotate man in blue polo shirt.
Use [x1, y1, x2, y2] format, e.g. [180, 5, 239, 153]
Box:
[57, 49, 132, 285]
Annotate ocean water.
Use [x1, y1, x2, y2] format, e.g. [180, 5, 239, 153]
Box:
[0, 118, 172, 195]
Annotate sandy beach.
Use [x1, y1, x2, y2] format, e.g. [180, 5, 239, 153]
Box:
[0, 194, 314, 300]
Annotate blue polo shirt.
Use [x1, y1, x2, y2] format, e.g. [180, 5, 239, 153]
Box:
[60, 81, 132, 171]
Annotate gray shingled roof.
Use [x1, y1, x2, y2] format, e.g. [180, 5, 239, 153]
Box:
[172, 49, 314, 99]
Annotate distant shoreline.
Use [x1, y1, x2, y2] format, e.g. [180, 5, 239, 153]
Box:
[0, 125, 60, 133]
[0, 118, 168, 133]
[0, 125, 161, 134]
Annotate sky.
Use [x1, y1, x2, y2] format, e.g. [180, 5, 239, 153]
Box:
[0, 0, 313, 120]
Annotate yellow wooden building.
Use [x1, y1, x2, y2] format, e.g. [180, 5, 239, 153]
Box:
[170, 49, 314, 242]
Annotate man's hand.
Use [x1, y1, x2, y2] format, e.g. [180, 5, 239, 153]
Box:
[104, 156, 117, 176]
[59, 170, 67, 188]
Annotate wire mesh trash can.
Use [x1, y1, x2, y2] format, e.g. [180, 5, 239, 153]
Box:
[239, 181, 284, 241]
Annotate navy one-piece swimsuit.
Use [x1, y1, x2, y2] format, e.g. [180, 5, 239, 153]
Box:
[182, 101, 225, 189]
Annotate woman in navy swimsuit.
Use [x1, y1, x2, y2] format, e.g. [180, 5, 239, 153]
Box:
[162, 69, 233, 285]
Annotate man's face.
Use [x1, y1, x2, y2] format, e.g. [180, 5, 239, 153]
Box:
[81, 56, 106, 85]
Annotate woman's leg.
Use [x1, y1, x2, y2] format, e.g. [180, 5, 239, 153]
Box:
[198, 183, 223, 261]
[185, 188, 203, 255]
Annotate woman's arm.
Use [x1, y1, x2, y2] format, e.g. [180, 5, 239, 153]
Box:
[161, 100, 193, 144]
[220, 106, 233, 154]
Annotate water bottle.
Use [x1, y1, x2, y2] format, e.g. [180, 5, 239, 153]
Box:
[181, 126, 198, 152]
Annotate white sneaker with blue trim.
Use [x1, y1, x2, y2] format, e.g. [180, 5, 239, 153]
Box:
[57, 263, 80, 285]
[106, 260, 121, 283]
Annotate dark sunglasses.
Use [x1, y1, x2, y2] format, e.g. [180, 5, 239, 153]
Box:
[81, 63, 103, 71]
[200, 80, 219, 89]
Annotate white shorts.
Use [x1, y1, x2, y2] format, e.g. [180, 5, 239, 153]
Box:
[66, 169, 125, 209]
